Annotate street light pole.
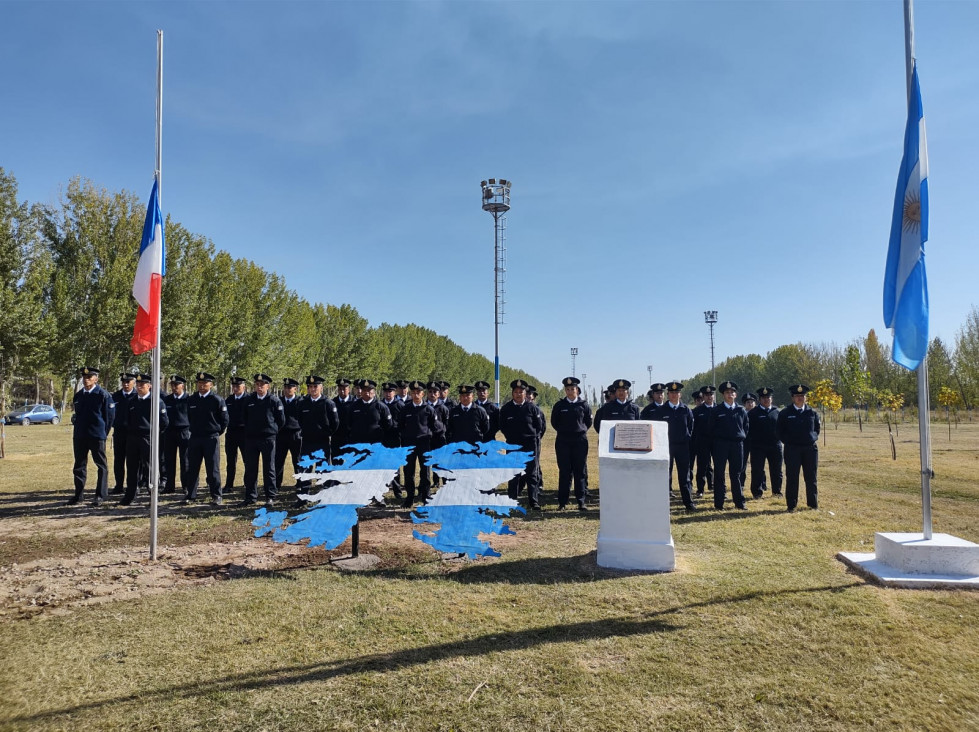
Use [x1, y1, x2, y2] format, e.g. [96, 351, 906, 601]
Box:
[704, 310, 718, 386]
[570, 347, 578, 378]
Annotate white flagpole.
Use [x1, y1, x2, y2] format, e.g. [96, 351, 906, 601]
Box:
[149, 30, 163, 560]
[903, 0, 933, 540]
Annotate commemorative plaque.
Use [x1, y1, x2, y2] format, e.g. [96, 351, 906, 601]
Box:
[612, 422, 653, 452]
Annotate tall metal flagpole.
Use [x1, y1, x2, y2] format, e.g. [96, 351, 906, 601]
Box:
[149, 30, 163, 560]
[903, 0, 933, 540]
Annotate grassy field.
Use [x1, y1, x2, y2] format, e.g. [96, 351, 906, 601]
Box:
[0, 420, 977, 731]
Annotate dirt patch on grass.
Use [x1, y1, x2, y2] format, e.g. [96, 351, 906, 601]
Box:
[0, 509, 477, 622]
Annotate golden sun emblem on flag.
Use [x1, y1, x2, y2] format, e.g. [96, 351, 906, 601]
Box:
[902, 191, 921, 234]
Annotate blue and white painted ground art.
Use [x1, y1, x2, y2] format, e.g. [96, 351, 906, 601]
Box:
[252, 443, 412, 550]
[411, 440, 534, 559]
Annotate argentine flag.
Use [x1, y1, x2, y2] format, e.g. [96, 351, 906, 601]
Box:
[883, 63, 929, 371]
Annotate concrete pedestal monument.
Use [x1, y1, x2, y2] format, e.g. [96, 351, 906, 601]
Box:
[596, 420, 674, 571]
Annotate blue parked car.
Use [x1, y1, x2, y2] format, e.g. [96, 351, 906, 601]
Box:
[3, 404, 61, 426]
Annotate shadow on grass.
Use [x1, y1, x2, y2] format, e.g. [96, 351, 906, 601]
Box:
[6, 582, 858, 725]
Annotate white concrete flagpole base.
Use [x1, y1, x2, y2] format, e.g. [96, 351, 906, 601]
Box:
[838, 532, 979, 589]
[596, 420, 674, 572]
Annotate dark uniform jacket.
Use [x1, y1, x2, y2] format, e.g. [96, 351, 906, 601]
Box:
[226, 393, 249, 432]
[500, 400, 545, 443]
[427, 401, 449, 440]
[127, 395, 169, 435]
[348, 399, 393, 443]
[298, 395, 339, 440]
[550, 398, 593, 437]
[112, 388, 137, 434]
[593, 399, 640, 434]
[399, 401, 438, 444]
[691, 403, 715, 445]
[73, 385, 116, 439]
[476, 400, 500, 438]
[447, 403, 490, 444]
[748, 405, 781, 447]
[333, 395, 355, 445]
[656, 402, 695, 444]
[710, 402, 749, 441]
[382, 399, 404, 447]
[244, 393, 286, 437]
[281, 396, 302, 433]
[164, 393, 190, 433]
[187, 391, 229, 437]
[639, 402, 663, 421]
[776, 405, 821, 446]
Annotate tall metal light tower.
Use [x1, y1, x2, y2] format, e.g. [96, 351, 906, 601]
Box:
[704, 310, 718, 386]
[481, 179, 511, 405]
[570, 347, 578, 378]
[581, 373, 587, 403]
[647, 364, 653, 387]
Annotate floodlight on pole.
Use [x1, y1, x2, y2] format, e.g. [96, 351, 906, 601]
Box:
[481, 178, 511, 405]
[570, 347, 578, 378]
[647, 364, 653, 387]
[704, 310, 718, 386]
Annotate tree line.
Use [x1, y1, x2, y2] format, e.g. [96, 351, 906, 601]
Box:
[0, 168, 561, 412]
[678, 321, 979, 413]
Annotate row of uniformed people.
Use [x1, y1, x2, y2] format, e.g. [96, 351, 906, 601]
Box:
[591, 379, 820, 513]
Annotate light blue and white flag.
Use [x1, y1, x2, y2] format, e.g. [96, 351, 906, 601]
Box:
[883, 63, 929, 371]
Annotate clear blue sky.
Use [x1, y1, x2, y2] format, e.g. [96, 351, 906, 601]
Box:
[3, 1, 978, 393]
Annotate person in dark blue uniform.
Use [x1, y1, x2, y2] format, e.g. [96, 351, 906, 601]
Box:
[347, 379, 393, 445]
[739, 392, 758, 492]
[474, 380, 500, 440]
[593, 379, 640, 433]
[640, 383, 667, 420]
[426, 381, 450, 488]
[396, 380, 409, 402]
[184, 372, 229, 505]
[526, 384, 547, 492]
[710, 381, 749, 510]
[691, 385, 716, 497]
[656, 381, 696, 511]
[224, 376, 249, 493]
[500, 379, 546, 509]
[242, 373, 285, 507]
[399, 381, 438, 507]
[777, 384, 821, 512]
[332, 378, 354, 458]
[110, 373, 137, 495]
[120, 373, 168, 506]
[275, 377, 304, 493]
[298, 375, 339, 472]
[438, 381, 456, 410]
[381, 381, 405, 499]
[69, 366, 116, 506]
[447, 384, 490, 444]
[748, 387, 782, 498]
[162, 375, 190, 494]
[551, 376, 592, 511]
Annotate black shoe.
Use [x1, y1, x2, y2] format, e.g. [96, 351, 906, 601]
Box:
[772, 492, 783, 497]
[264, 499, 275, 508]
[110, 487, 124, 495]
[786, 506, 796, 513]
[66, 496, 81, 506]
[210, 496, 223, 506]
[238, 499, 256, 507]
[578, 503, 588, 512]
[91, 498, 104, 508]
[695, 490, 704, 497]
[118, 499, 133, 507]
[735, 504, 748, 511]
[684, 504, 697, 512]
[160, 487, 175, 494]
[557, 503, 567, 510]
[529, 503, 542, 511]
[401, 499, 414, 509]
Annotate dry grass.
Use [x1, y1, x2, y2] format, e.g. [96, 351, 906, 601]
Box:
[0, 420, 977, 731]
